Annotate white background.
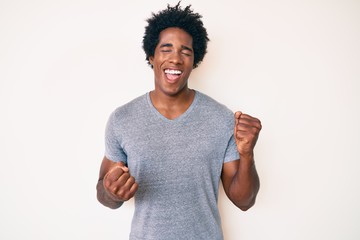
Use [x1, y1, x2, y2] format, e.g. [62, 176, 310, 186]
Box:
[1, 0, 359, 239]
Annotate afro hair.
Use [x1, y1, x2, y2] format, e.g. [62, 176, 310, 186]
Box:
[142, 2, 209, 68]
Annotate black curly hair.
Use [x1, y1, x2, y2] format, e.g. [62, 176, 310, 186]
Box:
[142, 2, 209, 68]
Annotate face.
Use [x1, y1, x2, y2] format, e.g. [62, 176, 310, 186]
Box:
[149, 27, 194, 97]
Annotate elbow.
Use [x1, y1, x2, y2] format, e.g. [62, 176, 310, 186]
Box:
[229, 194, 256, 211]
[238, 198, 256, 211]
[228, 187, 259, 211]
[240, 206, 251, 211]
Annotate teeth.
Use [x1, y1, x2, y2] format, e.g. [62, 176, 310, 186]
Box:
[165, 69, 182, 75]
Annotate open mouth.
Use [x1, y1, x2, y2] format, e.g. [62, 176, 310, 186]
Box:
[164, 69, 182, 81]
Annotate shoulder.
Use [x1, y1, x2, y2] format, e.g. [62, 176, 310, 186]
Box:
[196, 91, 234, 118]
[111, 94, 147, 119]
[107, 94, 148, 130]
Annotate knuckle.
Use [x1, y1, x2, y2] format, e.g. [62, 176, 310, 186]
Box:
[121, 189, 132, 201]
[255, 119, 262, 129]
[129, 176, 136, 183]
[103, 179, 110, 188]
[132, 183, 139, 191]
[111, 186, 118, 194]
[123, 193, 131, 201]
[122, 172, 130, 179]
[117, 188, 125, 197]
[104, 180, 113, 190]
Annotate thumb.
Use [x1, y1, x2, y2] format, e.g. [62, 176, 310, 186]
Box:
[234, 111, 242, 131]
[117, 162, 129, 172]
[105, 163, 129, 177]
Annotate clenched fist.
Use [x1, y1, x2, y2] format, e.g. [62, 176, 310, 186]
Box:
[103, 162, 138, 202]
[234, 111, 262, 157]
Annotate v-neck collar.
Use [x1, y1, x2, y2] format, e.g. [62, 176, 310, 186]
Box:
[146, 90, 199, 123]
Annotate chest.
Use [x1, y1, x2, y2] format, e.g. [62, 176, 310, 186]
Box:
[120, 118, 229, 185]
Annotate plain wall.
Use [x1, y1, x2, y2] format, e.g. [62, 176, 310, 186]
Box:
[1, 0, 359, 239]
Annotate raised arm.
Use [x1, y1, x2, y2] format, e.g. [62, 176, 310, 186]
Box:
[96, 156, 138, 209]
[221, 112, 262, 211]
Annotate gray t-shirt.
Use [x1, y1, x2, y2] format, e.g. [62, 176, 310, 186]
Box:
[105, 91, 239, 240]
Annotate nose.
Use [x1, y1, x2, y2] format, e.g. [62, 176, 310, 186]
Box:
[169, 51, 183, 65]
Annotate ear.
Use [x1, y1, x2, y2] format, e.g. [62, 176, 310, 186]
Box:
[149, 56, 154, 65]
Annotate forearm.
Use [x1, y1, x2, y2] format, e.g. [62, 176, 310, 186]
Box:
[228, 154, 260, 211]
[96, 180, 124, 209]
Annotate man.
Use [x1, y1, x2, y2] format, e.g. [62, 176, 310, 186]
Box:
[96, 3, 262, 240]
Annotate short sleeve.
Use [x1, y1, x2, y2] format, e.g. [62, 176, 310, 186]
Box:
[223, 134, 240, 163]
[104, 111, 127, 164]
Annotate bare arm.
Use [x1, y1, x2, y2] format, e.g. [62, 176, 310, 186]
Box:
[222, 156, 260, 211]
[221, 112, 262, 211]
[96, 156, 138, 209]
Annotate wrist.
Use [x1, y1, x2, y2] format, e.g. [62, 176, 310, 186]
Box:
[239, 151, 254, 161]
[239, 152, 255, 167]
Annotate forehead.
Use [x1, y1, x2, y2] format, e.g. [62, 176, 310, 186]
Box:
[158, 27, 193, 46]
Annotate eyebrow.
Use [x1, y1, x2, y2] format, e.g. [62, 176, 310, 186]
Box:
[159, 43, 193, 52]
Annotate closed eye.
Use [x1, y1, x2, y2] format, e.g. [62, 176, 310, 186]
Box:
[181, 50, 192, 56]
[159, 43, 172, 53]
[159, 43, 193, 56]
[181, 46, 193, 56]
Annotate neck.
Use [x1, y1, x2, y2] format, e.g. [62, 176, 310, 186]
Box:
[150, 88, 195, 120]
